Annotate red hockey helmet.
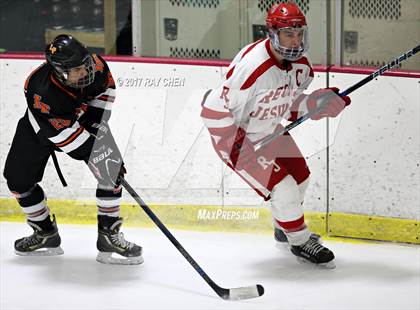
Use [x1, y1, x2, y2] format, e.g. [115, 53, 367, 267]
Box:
[266, 2, 309, 61]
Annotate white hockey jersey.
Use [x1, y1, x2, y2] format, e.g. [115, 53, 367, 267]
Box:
[201, 38, 314, 143]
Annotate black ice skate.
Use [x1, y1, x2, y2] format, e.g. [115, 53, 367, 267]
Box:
[14, 215, 64, 256]
[290, 238, 335, 269]
[274, 227, 321, 247]
[96, 218, 143, 265]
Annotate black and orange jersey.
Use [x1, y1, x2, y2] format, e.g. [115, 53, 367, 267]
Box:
[24, 54, 116, 160]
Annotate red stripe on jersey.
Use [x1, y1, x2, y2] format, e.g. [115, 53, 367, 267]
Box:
[24, 63, 45, 91]
[265, 40, 293, 71]
[200, 106, 233, 120]
[240, 58, 275, 90]
[294, 57, 314, 77]
[55, 126, 84, 147]
[98, 95, 115, 102]
[226, 39, 265, 80]
[276, 216, 305, 231]
[50, 75, 77, 99]
[226, 66, 235, 80]
[242, 39, 265, 60]
[289, 111, 299, 122]
[92, 54, 104, 72]
[208, 124, 236, 136]
[288, 94, 306, 121]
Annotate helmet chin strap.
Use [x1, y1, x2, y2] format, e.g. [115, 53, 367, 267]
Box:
[53, 70, 84, 89]
[50, 54, 96, 89]
[269, 30, 282, 54]
[268, 29, 307, 61]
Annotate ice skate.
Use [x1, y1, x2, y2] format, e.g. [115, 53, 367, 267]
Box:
[14, 215, 64, 256]
[96, 217, 143, 265]
[290, 237, 335, 269]
[274, 227, 322, 249]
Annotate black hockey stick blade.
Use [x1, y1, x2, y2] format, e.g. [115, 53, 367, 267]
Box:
[218, 284, 265, 300]
[119, 177, 264, 300]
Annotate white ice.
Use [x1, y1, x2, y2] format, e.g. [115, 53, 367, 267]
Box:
[1, 222, 419, 310]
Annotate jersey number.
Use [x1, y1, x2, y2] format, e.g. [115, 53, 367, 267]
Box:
[49, 118, 71, 130]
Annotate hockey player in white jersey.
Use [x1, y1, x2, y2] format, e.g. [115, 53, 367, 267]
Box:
[201, 2, 351, 267]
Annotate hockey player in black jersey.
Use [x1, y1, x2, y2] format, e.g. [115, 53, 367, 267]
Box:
[3, 34, 143, 265]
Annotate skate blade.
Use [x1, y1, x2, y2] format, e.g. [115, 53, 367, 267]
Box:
[296, 256, 336, 269]
[275, 241, 290, 250]
[96, 251, 144, 265]
[14, 246, 64, 256]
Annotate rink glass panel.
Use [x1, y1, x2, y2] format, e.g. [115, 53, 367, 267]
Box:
[134, 0, 328, 64]
[341, 0, 420, 70]
[0, 0, 418, 70]
[0, 0, 132, 55]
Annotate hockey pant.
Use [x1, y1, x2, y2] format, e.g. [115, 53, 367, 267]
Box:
[3, 115, 122, 223]
[212, 130, 311, 245]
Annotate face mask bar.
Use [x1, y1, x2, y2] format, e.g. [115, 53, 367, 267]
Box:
[55, 55, 96, 89]
[268, 26, 309, 61]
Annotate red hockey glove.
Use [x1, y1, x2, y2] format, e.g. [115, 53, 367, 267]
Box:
[307, 87, 351, 120]
[218, 126, 257, 170]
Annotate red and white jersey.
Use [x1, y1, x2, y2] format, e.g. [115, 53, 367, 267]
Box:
[201, 38, 314, 143]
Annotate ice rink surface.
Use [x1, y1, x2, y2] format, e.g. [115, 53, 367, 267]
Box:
[1, 221, 419, 310]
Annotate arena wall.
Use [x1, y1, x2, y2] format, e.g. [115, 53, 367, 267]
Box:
[0, 55, 418, 243]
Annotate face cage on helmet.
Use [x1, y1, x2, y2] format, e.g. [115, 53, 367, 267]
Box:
[54, 55, 96, 89]
[268, 26, 309, 61]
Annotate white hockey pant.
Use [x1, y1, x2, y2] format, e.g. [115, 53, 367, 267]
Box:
[270, 175, 311, 245]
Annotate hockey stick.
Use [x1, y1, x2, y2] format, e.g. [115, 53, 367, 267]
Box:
[254, 44, 420, 151]
[120, 177, 264, 300]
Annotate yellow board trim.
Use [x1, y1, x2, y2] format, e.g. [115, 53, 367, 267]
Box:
[0, 198, 418, 244]
[328, 213, 419, 244]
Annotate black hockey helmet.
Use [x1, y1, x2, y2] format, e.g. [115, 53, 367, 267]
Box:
[45, 34, 95, 88]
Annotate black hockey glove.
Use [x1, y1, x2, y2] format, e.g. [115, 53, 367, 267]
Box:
[85, 121, 126, 188]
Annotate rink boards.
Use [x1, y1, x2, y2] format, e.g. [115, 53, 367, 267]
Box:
[0, 56, 419, 243]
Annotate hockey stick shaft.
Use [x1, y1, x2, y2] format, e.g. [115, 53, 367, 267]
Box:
[339, 44, 420, 97]
[254, 44, 420, 151]
[119, 178, 221, 291]
[120, 177, 263, 300]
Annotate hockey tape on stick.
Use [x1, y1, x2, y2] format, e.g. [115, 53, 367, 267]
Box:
[120, 177, 264, 300]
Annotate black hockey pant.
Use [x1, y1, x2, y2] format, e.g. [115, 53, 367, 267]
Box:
[3, 115, 122, 222]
